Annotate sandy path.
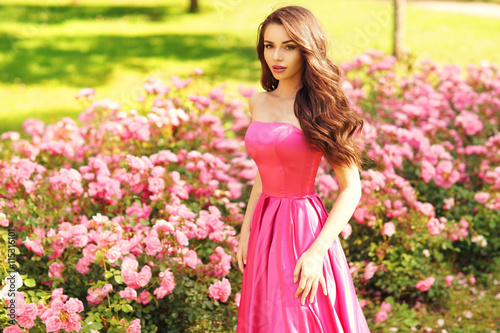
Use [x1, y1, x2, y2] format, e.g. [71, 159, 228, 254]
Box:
[408, 1, 500, 19]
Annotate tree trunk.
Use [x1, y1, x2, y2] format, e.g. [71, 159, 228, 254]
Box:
[393, 0, 406, 59]
[188, 0, 199, 13]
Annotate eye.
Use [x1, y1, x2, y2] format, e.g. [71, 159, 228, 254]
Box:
[286, 45, 295, 50]
[264, 44, 273, 49]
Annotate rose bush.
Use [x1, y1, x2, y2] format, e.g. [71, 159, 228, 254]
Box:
[0, 69, 253, 332]
[0, 53, 498, 332]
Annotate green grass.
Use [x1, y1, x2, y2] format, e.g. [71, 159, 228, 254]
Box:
[0, 0, 499, 134]
[377, 268, 500, 332]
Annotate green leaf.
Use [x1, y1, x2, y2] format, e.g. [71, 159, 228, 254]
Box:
[85, 314, 95, 323]
[95, 250, 104, 262]
[122, 304, 133, 313]
[24, 278, 36, 287]
[139, 218, 150, 226]
[104, 271, 113, 280]
[114, 275, 124, 284]
[89, 322, 104, 330]
[110, 318, 121, 325]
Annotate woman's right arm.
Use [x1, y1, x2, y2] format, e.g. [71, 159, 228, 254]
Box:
[240, 170, 262, 235]
[240, 91, 263, 235]
[237, 169, 262, 274]
[237, 93, 262, 273]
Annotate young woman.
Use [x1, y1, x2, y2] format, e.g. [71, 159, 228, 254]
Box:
[236, 5, 371, 332]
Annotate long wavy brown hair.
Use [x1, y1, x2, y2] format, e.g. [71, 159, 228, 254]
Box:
[256, 5, 367, 173]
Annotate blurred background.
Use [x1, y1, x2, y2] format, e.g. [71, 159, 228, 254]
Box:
[1, 0, 499, 134]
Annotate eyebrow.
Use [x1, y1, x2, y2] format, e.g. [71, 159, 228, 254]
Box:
[263, 39, 295, 44]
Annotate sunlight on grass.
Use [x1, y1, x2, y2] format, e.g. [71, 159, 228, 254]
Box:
[0, 0, 499, 133]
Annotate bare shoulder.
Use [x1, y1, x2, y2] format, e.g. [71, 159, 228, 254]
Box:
[249, 92, 266, 119]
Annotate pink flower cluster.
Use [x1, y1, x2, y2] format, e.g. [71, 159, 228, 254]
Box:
[426, 217, 446, 236]
[415, 276, 435, 292]
[154, 268, 176, 299]
[448, 218, 470, 241]
[121, 257, 152, 289]
[208, 277, 231, 302]
[364, 262, 378, 281]
[374, 301, 392, 323]
[4, 289, 84, 332]
[87, 283, 113, 305]
[1, 55, 498, 330]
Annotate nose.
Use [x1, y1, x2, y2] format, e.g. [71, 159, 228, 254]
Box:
[273, 47, 283, 61]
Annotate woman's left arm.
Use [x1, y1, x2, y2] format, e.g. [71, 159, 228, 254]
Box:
[309, 162, 362, 257]
[293, 163, 362, 305]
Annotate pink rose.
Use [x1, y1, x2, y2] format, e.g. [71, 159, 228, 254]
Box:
[45, 316, 62, 332]
[106, 246, 122, 263]
[102, 283, 113, 294]
[121, 258, 139, 272]
[48, 262, 64, 279]
[148, 177, 165, 193]
[16, 315, 35, 329]
[382, 222, 395, 237]
[374, 310, 388, 322]
[183, 250, 200, 269]
[208, 278, 231, 302]
[417, 202, 435, 217]
[137, 290, 151, 305]
[21, 302, 38, 319]
[380, 301, 392, 313]
[175, 230, 189, 247]
[64, 298, 84, 314]
[72, 235, 88, 248]
[145, 236, 162, 256]
[193, 67, 204, 75]
[364, 262, 378, 280]
[474, 192, 490, 204]
[0, 213, 8, 227]
[126, 318, 142, 333]
[445, 275, 454, 287]
[420, 160, 435, 183]
[119, 287, 138, 300]
[341, 223, 352, 239]
[137, 265, 152, 287]
[4, 325, 24, 333]
[415, 276, 435, 292]
[443, 197, 455, 210]
[426, 217, 445, 236]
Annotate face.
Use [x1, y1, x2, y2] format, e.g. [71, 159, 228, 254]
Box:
[263, 23, 305, 82]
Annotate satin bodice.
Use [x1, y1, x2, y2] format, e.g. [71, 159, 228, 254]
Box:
[244, 121, 323, 198]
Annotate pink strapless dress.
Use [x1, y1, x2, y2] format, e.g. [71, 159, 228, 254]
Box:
[237, 121, 370, 333]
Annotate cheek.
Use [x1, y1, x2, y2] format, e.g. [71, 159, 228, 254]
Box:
[263, 50, 271, 63]
[291, 53, 303, 68]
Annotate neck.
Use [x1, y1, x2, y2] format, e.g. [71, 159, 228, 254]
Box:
[273, 78, 303, 99]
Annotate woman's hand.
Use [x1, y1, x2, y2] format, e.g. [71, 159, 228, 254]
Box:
[237, 230, 250, 274]
[293, 249, 328, 305]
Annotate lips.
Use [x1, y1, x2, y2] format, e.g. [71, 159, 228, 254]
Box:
[273, 65, 287, 69]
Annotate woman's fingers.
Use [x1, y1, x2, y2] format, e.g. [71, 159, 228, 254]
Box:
[237, 253, 242, 273]
[295, 276, 326, 304]
[300, 277, 313, 305]
[237, 250, 245, 274]
[320, 276, 328, 296]
[309, 277, 319, 303]
[295, 275, 305, 298]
